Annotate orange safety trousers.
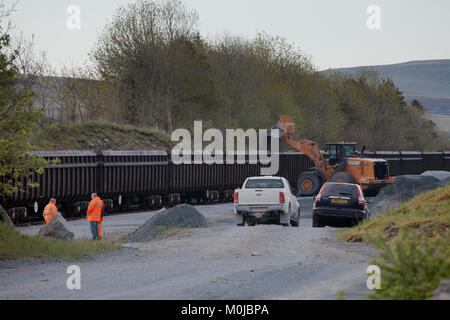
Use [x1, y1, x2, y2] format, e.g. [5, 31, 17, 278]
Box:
[98, 218, 104, 238]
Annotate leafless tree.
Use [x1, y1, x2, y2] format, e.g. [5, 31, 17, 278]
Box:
[92, 0, 202, 132]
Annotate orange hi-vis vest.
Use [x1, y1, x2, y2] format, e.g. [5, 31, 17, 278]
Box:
[43, 202, 57, 223]
[86, 197, 104, 222]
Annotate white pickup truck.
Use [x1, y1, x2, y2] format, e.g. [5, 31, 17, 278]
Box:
[233, 176, 300, 227]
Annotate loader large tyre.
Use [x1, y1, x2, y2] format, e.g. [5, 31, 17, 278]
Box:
[330, 171, 355, 184]
[297, 172, 322, 196]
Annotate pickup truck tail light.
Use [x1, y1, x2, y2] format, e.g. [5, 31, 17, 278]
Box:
[279, 192, 285, 204]
[234, 192, 239, 204]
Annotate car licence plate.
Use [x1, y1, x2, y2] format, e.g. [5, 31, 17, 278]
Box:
[331, 199, 348, 204]
[252, 207, 268, 212]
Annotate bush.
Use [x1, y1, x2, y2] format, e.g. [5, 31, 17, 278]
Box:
[368, 230, 450, 300]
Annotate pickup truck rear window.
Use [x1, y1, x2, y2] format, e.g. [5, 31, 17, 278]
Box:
[245, 179, 284, 189]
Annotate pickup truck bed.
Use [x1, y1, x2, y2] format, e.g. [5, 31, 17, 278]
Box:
[234, 177, 300, 227]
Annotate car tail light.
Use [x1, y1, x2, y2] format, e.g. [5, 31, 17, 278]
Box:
[234, 192, 239, 204]
[315, 184, 326, 204]
[279, 192, 285, 204]
[356, 186, 365, 207]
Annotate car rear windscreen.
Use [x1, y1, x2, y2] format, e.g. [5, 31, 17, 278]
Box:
[245, 179, 284, 189]
[322, 184, 358, 198]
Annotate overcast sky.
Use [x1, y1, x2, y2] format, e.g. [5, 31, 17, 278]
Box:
[8, 0, 450, 72]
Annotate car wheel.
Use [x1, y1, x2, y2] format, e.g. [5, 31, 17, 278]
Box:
[312, 217, 323, 228]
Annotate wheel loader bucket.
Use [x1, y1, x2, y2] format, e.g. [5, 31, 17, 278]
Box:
[267, 115, 295, 140]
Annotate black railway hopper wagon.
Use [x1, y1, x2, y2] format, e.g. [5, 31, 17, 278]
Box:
[1, 150, 170, 224]
[0, 151, 312, 224]
[1, 150, 449, 224]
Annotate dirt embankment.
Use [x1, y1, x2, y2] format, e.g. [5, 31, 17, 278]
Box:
[30, 122, 173, 151]
[339, 182, 450, 243]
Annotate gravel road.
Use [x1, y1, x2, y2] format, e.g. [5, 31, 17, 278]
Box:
[0, 198, 376, 300]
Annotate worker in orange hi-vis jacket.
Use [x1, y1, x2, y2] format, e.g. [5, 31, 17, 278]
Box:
[86, 193, 104, 240]
[43, 198, 58, 223]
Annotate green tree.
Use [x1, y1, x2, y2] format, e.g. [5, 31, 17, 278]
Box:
[92, 0, 213, 132]
[0, 30, 47, 225]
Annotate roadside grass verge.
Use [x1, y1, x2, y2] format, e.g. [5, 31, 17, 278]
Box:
[0, 222, 121, 261]
[337, 184, 449, 243]
[337, 185, 450, 299]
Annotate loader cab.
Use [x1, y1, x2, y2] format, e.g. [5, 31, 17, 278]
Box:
[327, 142, 356, 166]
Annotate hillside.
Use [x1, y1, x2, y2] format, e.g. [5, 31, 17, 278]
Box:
[326, 59, 450, 115]
[30, 122, 173, 151]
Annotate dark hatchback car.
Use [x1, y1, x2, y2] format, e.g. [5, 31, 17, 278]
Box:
[312, 182, 371, 228]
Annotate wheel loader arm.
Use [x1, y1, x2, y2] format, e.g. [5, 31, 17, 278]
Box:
[269, 116, 332, 181]
[283, 139, 331, 181]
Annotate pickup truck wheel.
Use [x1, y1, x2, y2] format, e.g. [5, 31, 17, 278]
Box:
[246, 216, 256, 227]
[291, 209, 300, 227]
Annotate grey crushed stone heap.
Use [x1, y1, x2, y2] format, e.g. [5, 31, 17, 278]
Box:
[421, 170, 450, 181]
[126, 204, 208, 242]
[369, 172, 450, 216]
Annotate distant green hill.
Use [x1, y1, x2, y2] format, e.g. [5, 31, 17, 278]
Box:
[326, 59, 450, 115]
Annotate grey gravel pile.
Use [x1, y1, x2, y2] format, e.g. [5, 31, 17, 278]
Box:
[369, 172, 450, 216]
[378, 175, 443, 200]
[421, 170, 450, 181]
[126, 204, 208, 242]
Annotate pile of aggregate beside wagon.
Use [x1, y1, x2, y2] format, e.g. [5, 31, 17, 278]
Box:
[369, 171, 450, 216]
[126, 204, 208, 242]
